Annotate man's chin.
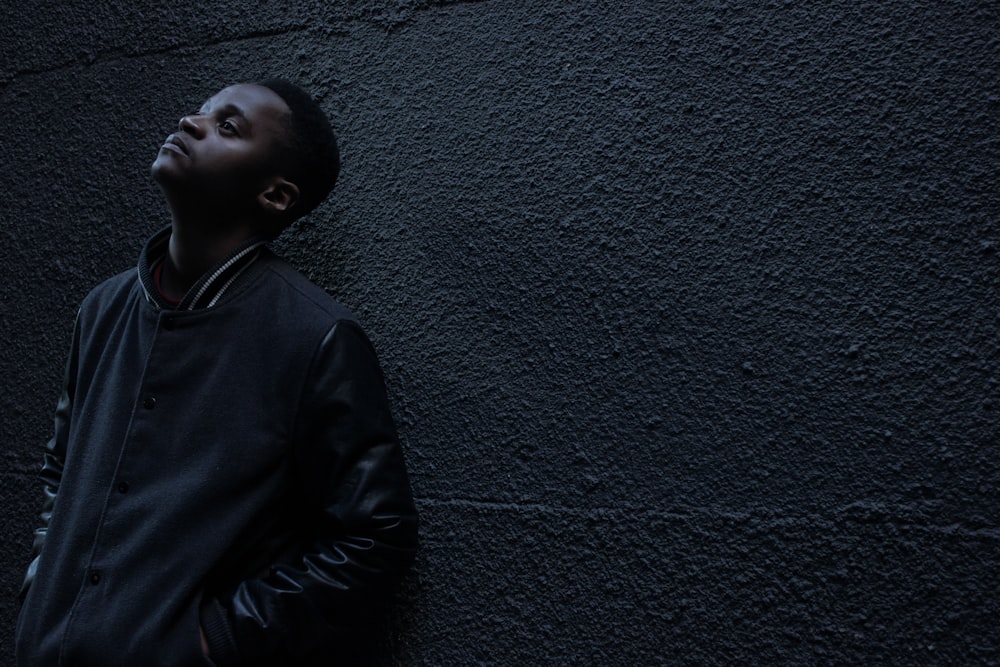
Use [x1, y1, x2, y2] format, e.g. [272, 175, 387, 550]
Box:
[150, 157, 183, 186]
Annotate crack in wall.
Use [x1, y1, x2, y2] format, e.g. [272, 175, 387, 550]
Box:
[0, 25, 312, 87]
[1, 0, 492, 88]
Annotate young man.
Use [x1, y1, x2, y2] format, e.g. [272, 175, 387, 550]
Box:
[16, 80, 418, 666]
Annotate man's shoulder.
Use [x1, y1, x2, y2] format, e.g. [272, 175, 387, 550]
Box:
[79, 267, 140, 314]
[255, 253, 358, 328]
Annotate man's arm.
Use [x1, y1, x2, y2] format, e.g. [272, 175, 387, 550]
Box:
[200, 319, 418, 663]
[20, 315, 80, 601]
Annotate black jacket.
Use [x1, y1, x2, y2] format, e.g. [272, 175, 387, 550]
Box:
[16, 227, 418, 666]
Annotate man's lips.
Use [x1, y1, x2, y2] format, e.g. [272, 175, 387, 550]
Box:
[161, 134, 189, 156]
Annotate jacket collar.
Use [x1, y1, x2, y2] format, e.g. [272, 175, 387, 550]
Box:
[137, 226, 268, 311]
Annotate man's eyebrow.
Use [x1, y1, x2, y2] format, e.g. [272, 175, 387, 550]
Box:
[199, 103, 249, 122]
[212, 103, 248, 119]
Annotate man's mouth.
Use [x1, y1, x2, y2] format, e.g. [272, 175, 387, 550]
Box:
[162, 134, 189, 156]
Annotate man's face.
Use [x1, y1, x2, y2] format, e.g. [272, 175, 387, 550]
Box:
[151, 84, 291, 209]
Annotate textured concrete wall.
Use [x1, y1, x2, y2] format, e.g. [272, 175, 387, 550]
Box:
[2, 1, 999, 664]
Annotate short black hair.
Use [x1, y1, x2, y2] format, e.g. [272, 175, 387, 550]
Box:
[256, 78, 340, 224]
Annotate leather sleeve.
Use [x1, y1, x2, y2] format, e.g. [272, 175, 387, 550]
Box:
[20, 314, 80, 601]
[202, 320, 419, 663]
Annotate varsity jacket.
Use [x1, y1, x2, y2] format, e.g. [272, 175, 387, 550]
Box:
[16, 226, 418, 667]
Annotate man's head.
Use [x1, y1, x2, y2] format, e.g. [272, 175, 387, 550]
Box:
[151, 80, 339, 237]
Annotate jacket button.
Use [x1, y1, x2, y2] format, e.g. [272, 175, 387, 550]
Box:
[143, 397, 157, 409]
[118, 481, 130, 494]
[90, 570, 101, 585]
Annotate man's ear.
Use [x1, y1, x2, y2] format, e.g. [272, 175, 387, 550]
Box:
[258, 178, 300, 215]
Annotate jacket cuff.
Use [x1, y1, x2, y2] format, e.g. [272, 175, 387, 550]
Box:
[200, 596, 239, 666]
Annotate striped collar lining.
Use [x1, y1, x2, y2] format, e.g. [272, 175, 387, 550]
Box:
[138, 227, 267, 311]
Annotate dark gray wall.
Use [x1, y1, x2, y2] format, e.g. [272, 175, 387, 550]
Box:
[2, 1, 998, 664]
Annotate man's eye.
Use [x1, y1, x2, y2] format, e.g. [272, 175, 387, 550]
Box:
[220, 120, 238, 134]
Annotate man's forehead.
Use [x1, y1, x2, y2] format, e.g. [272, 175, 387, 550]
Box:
[200, 84, 290, 119]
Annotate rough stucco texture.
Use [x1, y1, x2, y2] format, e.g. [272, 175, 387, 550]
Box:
[2, 0, 999, 664]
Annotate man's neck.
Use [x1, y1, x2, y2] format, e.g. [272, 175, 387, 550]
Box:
[161, 217, 260, 302]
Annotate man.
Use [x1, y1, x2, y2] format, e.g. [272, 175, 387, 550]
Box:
[16, 80, 418, 666]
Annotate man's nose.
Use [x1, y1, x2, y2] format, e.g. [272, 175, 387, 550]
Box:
[178, 114, 204, 137]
